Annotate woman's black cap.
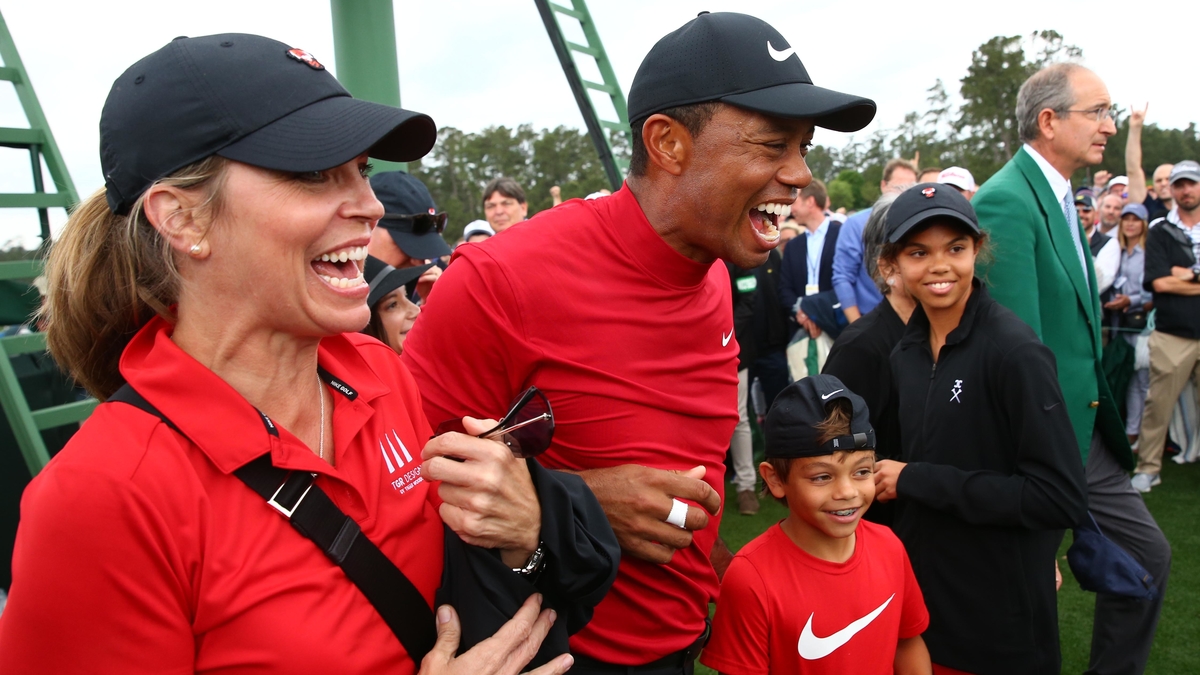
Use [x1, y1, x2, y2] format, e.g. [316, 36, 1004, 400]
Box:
[885, 183, 981, 244]
[364, 255, 433, 307]
[764, 375, 876, 458]
[627, 12, 876, 131]
[100, 34, 437, 215]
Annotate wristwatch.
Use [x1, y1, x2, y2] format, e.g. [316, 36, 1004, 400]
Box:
[1192, 266, 1200, 283]
[512, 541, 546, 577]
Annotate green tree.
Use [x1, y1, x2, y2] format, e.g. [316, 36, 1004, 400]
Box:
[412, 124, 613, 243]
[826, 178, 855, 211]
[1096, 117, 1200, 187]
[806, 145, 836, 183]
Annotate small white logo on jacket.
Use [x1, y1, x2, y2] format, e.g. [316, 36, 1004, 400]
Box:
[379, 429, 424, 494]
[950, 379, 963, 403]
[722, 330, 734, 347]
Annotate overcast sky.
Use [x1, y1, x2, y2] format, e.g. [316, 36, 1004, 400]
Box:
[0, 1, 1190, 246]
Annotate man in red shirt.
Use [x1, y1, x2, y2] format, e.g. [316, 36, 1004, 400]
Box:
[403, 12, 875, 673]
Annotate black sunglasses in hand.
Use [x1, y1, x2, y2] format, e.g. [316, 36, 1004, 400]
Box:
[434, 387, 555, 458]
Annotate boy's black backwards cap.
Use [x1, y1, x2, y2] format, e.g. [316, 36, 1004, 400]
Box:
[101, 34, 437, 215]
[885, 183, 981, 244]
[764, 375, 875, 459]
[627, 12, 876, 132]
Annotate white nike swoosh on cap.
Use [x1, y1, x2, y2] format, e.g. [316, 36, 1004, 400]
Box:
[722, 330, 734, 347]
[767, 41, 795, 62]
[820, 389, 844, 400]
[797, 593, 893, 660]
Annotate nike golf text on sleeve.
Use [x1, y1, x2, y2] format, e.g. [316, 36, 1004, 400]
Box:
[402, 186, 739, 665]
[701, 521, 928, 675]
[0, 318, 444, 674]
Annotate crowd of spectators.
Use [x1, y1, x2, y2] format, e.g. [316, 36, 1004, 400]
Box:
[2, 9, 1199, 675]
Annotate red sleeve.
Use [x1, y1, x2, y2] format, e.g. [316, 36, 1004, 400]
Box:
[0, 462, 194, 674]
[898, 546, 930, 639]
[401, 247, 542, 429]
[700, 556, 770, 675]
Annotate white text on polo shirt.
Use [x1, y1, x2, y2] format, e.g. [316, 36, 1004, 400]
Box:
[379, 429, 424, 494]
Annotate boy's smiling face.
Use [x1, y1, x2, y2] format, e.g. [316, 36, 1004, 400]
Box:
[760, 450, 876, 560]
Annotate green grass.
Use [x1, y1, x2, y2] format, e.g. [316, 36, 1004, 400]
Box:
[698, 458, 1200, 675]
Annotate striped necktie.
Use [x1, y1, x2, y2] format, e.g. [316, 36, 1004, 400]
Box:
[1062, 193, 1091, 293]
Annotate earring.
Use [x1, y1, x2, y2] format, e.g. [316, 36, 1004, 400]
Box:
[887, 277, 896, 287]
[189, 243, 202, 256]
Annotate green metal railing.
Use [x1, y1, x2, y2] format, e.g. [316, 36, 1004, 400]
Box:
[330, 0, 407, 174]
[0, 11, 78, 242]
[0, 10, 90, 476]
[533, 0, 630, 190]
[0, 260, 96, 476]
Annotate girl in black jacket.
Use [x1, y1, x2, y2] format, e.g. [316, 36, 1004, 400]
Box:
[872, 184, 1088, 675]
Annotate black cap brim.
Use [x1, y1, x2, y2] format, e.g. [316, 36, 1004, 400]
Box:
[887, 207, 981, 244]
[385, 229, 452, 260]
[368, 261, 434, 307]
[218, 95, 436, 171]
[722, 83, 876, 132]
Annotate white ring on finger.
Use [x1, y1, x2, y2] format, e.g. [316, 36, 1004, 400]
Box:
[666, 498, 688, 529]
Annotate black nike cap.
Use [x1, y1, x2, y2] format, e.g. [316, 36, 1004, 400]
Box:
[100, 34, 437, 215]
[627, 12, 876, 131]
[764, 375, 876, 459]
[885, 183, 981, 244]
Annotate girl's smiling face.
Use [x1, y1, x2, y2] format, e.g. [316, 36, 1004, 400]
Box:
[895, 220, 980, 316]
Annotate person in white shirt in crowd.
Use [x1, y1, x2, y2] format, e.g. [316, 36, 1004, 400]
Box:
[1102, 203, 1153, 447]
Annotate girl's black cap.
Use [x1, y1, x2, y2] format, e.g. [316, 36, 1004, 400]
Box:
[627, 12, 876, 131]
[764, 375, 876, 458]
[364, 255, 433, 307]
[885, 183, 981, 244]
[100, 34, 437, 215]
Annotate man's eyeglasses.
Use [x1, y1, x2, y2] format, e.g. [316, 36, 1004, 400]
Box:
[1060, 105, 1117, 122]
[434, 387, 555, 458]
[383, 211, 448, 236]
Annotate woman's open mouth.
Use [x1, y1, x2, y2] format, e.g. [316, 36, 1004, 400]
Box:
[748, 202, 790, 246]
[311, 245, 368, 289]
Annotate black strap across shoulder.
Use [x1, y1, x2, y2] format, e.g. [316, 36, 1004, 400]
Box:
[108, 383, 436, 660]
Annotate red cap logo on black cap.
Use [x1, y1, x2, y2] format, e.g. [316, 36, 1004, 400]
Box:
[286, 48, 324, 70]
[922, 187, 936, 198]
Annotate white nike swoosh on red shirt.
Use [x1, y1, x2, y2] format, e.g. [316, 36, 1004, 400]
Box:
[797, 593, 894, 660]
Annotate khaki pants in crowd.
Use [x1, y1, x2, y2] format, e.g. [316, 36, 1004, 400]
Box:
[1136, 331, 1200, 475]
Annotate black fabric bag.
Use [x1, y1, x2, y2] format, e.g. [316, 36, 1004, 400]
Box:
[1120, 309, 1148, 331]
[1067, 512, 1159, 600]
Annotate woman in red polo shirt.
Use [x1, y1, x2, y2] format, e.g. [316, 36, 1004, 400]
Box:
[0, 34, 578, 675]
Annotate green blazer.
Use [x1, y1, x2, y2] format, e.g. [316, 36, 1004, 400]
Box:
[974, 147, 1134, 470]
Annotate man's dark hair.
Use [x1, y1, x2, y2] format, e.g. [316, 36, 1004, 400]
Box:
[882, 158, 918, 185]
[798, 178, 827, 211]
[628, 102, 721, 177]
[482, 177, 527, 206]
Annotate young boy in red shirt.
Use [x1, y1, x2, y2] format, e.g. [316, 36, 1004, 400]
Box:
[701, 375, 931, 675]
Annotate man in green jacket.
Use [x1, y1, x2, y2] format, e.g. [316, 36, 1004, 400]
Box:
[974, 63, 1170, 675]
